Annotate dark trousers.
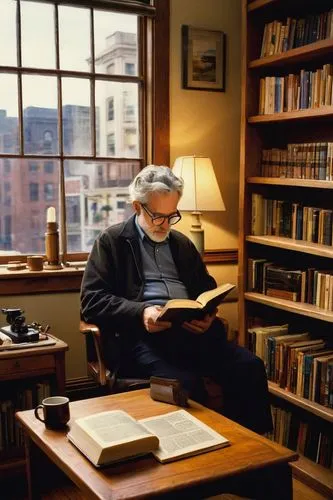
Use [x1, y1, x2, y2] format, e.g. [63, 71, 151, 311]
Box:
[122, 319, 273, 435]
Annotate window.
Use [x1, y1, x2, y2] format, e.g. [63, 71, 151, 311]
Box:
[117, 200, 126, 209]
[4, 182, 11, 206]
[4, 159, 11, 173]
[44, 161, 54, 173]
[0, 0, 169, 263]
[29, 183, 39, 201]
[44, 183, 55, 201]
[29, 162, 39, 172]
[125, 62, 135, 75]
[107, 98, 114, 121]
[107, 134, 115, 156]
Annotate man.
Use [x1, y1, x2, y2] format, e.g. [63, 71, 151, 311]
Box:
[81, 165, 272, 435]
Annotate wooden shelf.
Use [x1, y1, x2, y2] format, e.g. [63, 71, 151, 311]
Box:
[242, 1, 333, 494]
[245, 292, 333, 323]
[247, 177, 333, 189]
[268, 381, 333, 423]
[249, 38, 333, 69]
[249, 106, 333, 124]
[246, 235, 333, 259]
[247, 0, 278, 12]
[291, 456, 333, 499]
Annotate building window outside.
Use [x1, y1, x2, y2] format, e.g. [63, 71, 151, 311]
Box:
[117, 200, 126, 209]
[44, 183, 55, 201]
[29, 183, 39, 202]
[44, 161, 54, 173]
[125, 62, 135, 75]
[4, 182, 11, 207]
[29, 162, 39, 172]
[107, 133, 115, 156]
[107, 98, 114, 121]
[4, 159, 11, 173]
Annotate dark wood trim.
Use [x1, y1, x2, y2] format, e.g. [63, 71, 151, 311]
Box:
[203, 249, 238, 264]
[0, 247, 238, 294]
[0, 268, 83, 295]
[153, 0, 170, 165]
[31, 0, 156, 16]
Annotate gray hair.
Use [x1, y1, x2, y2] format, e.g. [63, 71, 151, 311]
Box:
[128, 165, 184, 203]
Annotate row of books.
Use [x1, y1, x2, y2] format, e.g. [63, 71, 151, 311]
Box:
[258, 64, 333, 115]
[0, 381, 50, 452]
[260, 10, 333, 58]
[270, 404, 333, 469]
[248, 325, 333, 407]
[260, 142, 333, 180]
[251, 194, 333, 246]
[248, 259, 333, 312]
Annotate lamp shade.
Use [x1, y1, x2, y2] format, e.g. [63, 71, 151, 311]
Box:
[172, 156, 226, 212]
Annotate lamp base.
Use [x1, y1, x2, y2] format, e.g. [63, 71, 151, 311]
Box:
[190, 211, 204, 255]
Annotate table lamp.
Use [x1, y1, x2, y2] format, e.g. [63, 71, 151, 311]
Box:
[172, 155, 226, 254]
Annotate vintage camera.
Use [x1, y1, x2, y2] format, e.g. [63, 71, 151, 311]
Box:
[0, 308, 39, 343]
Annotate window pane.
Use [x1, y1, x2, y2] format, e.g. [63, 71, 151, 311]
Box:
[21, 1, 55, 69]
[0, 0, 17, 66]
[0, 159, 60, 256]
[62, 78, 92, 156]
[59, 6, 91, 72]
[64, 160, 140, 252]
[0, 74, 19, 154]
[22, 75, 58, 155]
[95, 82, 139, 158]
[94, 11, 138, 76]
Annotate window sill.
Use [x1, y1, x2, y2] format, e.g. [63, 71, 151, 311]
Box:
[0, 250, 238, 295]
[0, 264, 86, 295]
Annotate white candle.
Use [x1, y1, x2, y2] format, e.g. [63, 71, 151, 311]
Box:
[47, 206, 56, 223]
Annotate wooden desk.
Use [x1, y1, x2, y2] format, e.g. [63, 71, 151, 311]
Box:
[0, 334, 68, 394]
[0, 334, 68, 477]
[16, 389, 298, 500]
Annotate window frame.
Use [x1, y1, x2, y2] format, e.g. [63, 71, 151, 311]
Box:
[0, 0, 170, 267]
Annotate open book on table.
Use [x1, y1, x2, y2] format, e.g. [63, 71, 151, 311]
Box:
[67, 409, 230, 466]
[156, 283, 236, 323]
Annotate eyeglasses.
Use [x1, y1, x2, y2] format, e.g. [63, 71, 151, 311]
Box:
[141, 204, 182, 226]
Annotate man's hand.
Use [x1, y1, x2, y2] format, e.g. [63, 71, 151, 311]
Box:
[143, 306, 172, 333]
[182, 309, 217, 335]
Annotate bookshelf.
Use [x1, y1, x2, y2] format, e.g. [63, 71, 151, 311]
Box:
[240, 0, 333, 494]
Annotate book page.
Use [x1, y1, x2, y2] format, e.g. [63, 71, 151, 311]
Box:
[78, 410, 153, 445]
[196, 283, 235, 308]
[139, 410, 229, 463]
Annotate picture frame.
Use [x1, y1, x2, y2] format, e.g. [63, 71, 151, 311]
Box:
[181, 25, 226, 92]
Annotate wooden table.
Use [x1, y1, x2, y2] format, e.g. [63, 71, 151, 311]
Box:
[16, 389, 298, 500]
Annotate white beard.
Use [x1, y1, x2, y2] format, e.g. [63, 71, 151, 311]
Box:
[145, 228, 170, 243]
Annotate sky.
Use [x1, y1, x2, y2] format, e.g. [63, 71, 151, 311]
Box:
[0, 0, 137, 116]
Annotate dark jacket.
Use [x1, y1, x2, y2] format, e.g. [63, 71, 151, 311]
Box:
[81, 214, 216, 343]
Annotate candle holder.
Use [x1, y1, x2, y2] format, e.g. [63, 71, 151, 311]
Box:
[45, 220, 62, 270]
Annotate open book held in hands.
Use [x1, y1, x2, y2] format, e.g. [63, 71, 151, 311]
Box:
[156, 283, 236, 323]
[67, 409, 230, 466]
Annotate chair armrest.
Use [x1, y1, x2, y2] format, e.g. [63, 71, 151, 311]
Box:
[80, 320, 108, 386]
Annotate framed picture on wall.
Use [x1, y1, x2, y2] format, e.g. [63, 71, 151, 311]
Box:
[181, 25, 226, 92]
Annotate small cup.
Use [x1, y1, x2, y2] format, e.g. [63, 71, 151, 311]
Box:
[27, 255, 44, 271]
[34, 396, 70, 429]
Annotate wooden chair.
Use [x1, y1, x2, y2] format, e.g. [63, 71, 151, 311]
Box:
[80, 320, 150, 393]
[80, 318, 228, 409]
